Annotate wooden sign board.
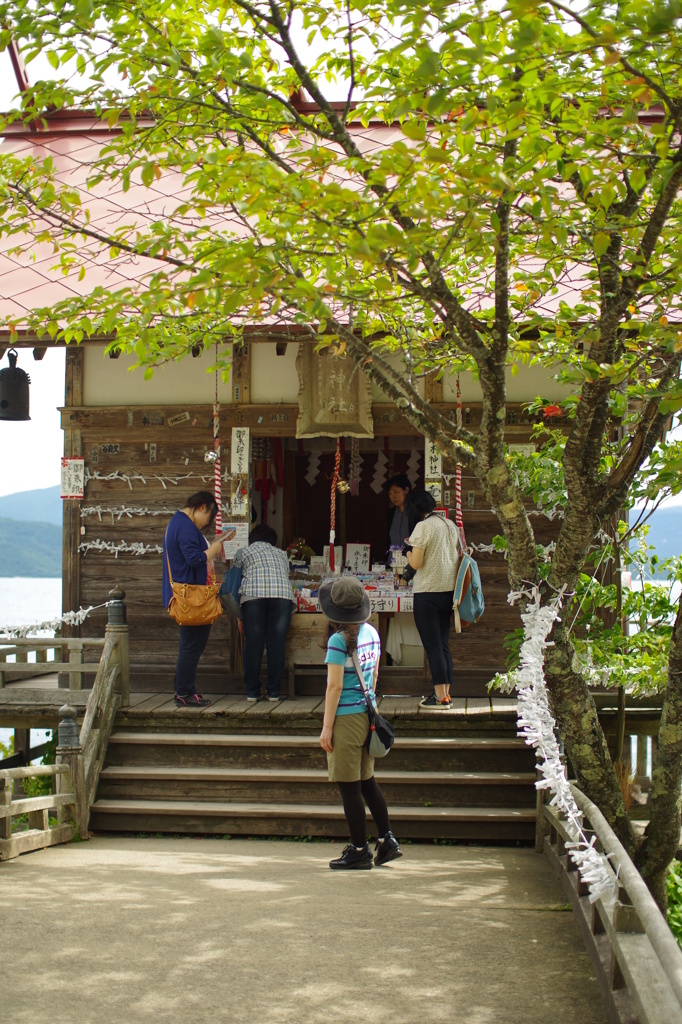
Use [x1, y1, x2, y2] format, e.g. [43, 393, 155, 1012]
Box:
[61, 457, 84, 499]
[323, 545, 343, 571]
[425, 439, 442, 478]
[345, 543, 371, 574]
[296, 344, 373, 438]
[231, 427, 250, 474]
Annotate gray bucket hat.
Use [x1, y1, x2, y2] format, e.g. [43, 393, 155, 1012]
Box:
[318, 577, 371, 624]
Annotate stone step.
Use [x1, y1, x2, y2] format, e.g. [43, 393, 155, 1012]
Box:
[97, 765, 537, 807]
[89, 797, 537, 841]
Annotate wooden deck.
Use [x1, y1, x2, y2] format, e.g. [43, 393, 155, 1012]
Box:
[0, 674, 519, 731]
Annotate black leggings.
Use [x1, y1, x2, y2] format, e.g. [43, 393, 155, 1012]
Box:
[337, 777, 391, 847]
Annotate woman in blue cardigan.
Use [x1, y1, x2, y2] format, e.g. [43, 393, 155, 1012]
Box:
[162, 490, 226, 707]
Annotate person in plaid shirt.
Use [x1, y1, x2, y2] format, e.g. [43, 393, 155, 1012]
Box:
[233, 524, 296, 701]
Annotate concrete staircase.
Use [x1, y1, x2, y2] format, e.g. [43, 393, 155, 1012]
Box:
[90, 728, 538, 841]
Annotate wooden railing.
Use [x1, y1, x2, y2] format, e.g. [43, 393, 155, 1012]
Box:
[0, 588, 129, 862]
[0, 764, 81, 861]
[0, 641, 62, 687]
[0, 637, 108, 689]
[540, 784, 682, 1024]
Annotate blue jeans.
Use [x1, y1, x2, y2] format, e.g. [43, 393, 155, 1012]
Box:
[174, 624, 212, 697]
[242, 598, 293, 698]
[413, 591, 455, 687]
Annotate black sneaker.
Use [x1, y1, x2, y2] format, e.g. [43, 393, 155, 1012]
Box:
[329, 843, 373, 870]
[419, 693, 452, 711]
[175, 693, 211, 708]
[374, 831, 403, 867]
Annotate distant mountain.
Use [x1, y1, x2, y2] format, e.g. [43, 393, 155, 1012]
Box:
[0, 486, 62, 526]
[0, 517, 62, 576]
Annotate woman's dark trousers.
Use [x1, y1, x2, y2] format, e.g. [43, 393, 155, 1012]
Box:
[242, 598, 293, 698]
[174, 623, 212, 697]
[413, 590, 455, 686]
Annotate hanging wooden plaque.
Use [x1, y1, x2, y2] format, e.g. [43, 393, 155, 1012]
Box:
[296, 344, 373, 438]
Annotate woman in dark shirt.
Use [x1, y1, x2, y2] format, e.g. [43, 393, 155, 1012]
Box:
[162, 490, 225, 708]
[385, 473, 414, 556]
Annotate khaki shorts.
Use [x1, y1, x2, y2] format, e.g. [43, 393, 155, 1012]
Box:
[327, 711, 375, 783]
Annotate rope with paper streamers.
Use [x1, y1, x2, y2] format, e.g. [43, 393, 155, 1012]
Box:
[84, 469, 195, 490]
[0, 601, 115, 639]
[79, 539, 163, 557]
[83, 469, 235, 491]
[81, 505, 175, 521]
[511, 585, 615, 904]
[329, 438, 341, 571]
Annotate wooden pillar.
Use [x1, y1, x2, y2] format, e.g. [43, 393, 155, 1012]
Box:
[12, 728, 30, 797]
[56, 748, 88, 839]
[232, 341, 251, 405]
[106, 586, 130, 708]
[68, 641, 84, 691]
[61, 346, 83, 686]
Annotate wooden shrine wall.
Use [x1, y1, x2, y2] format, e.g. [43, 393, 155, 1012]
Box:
[60, 346, 558, 694]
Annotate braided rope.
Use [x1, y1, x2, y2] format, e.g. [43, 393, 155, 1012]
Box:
[213, 352, 222, 532]
[455, 376, 467, 550]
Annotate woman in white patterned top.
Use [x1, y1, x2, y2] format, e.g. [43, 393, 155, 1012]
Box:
[404, 490, 461, 711]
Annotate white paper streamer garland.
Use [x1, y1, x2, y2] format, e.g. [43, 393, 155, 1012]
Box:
[81, 505, 176, 522]
[512, 585, 616, 904]
[79, 539, 164, 557]
[0, 601, 114, 639]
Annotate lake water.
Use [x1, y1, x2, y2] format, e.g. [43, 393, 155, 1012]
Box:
[0, 578, 62, 756]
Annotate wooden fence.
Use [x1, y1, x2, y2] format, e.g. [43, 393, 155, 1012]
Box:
[0, 764, 80, 861]
[540, 785, 682, 1024]
[0, 591, 129, 862]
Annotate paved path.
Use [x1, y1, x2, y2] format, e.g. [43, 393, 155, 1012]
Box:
[1, 838, 607, 1024]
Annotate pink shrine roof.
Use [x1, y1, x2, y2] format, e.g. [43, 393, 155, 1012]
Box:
[0, 112, 602, 336]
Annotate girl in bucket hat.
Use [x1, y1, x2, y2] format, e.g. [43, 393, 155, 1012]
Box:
[318, 576, 402, 870]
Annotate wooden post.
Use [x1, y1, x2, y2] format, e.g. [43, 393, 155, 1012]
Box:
[535, 773, 549, 853]
[68, 641, 84, 691]
[0, 774, 11, 840]
[12, 728, 29, 796]
[231, 341, 251, 405]
[61, 345, 83, 687]
[55, 749, 87, 839]
[636, 733, 648, 784]
[106, 586, 130, 707]
[56, 703, 88, 838]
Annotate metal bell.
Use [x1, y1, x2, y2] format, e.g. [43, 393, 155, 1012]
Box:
[0, 348, 31, 421]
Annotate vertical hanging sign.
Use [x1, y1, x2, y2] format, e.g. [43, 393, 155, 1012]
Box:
[231, 427, 250, 518]
[231, 427, 250, 475]
[61, 457, 85, 499]
[424, 438, 442, 503]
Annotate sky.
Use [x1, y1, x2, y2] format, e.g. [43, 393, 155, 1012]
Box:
[0, 347, 65, 497]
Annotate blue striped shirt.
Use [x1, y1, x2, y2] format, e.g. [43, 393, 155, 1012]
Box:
[325, 623, 381, 716]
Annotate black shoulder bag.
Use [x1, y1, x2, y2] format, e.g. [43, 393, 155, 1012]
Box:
[351, 651, 395, 758]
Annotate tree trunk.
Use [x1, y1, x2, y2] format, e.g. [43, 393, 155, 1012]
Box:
[635, 594, 682, 912]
